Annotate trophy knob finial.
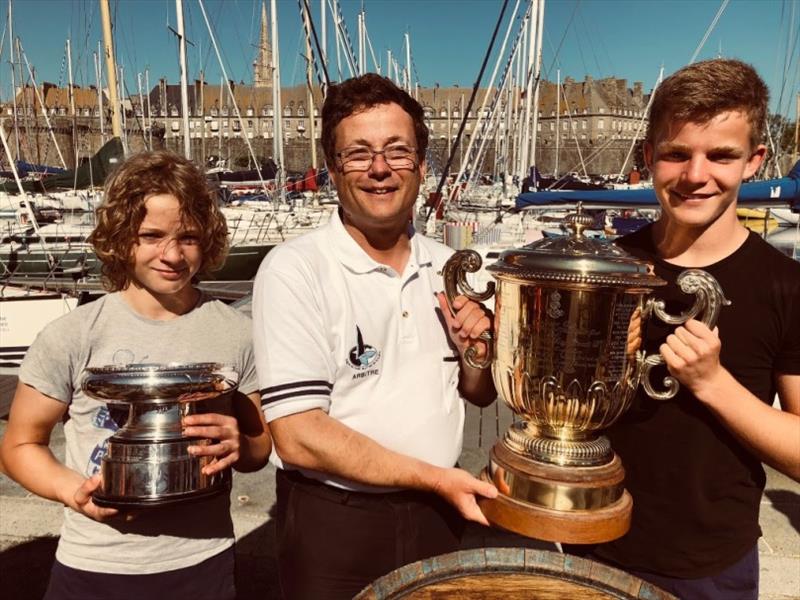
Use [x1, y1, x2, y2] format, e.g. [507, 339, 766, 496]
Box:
[564, 204, 594, 237]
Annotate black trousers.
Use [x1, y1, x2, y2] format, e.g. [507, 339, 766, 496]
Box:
[42, 546, 236, 600]
[275, 468, 463, 600]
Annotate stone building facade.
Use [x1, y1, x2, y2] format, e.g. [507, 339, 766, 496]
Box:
[2, 75, 649, 177]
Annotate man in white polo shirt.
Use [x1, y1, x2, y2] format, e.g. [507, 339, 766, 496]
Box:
[252, 73, 499, 599]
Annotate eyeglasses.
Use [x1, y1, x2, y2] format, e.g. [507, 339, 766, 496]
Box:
[335, 143, 418, 172]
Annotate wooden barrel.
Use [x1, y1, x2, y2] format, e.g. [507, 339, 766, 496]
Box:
[355, 548, 676, 600]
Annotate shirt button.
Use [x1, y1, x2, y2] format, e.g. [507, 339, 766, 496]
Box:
[402, 310, 409, 318]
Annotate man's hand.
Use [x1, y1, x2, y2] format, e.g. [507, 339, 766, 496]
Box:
[437, 292, 491, 361]
[660, 318, 724, 397]
[69, 474, 119, 522]
[431, 467, 498, 526]
[183, 413, 241, 475]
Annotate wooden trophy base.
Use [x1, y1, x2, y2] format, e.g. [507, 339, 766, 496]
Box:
[477, 441, 632, 544]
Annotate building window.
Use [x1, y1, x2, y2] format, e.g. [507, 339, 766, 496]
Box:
[598, 119, 604, 130]
[562, 121, 568, 131]
[581, 119, 587, 130]
[549, 123, 554, 131]
[247, 119, 253, 128]
[246, 107, 254, 117]
[440, 109, 447, 117]
[284, 107, 292, 117]
[298, 106, 305, 116]
[211, 107, 218, 116]
[221, 106, 229, 116]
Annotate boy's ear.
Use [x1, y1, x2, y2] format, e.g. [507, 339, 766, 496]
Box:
[743, 144, 767, 180]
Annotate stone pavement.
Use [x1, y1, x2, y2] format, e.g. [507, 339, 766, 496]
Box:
[1, 402, 798, 599]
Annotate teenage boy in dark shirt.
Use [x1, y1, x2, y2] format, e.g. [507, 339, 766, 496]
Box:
[574, 58, 800, 600]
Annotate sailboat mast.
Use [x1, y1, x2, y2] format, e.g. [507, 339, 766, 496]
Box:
[302, 4, 318, 169]
[94, 46, 105, 142]
[7, 0, 20, 160]
[357, 9, 365, 76]
[404, 32, 411, 93]
[320, 0, 327, 66]
[66, 37, 77, 168]
[271, 0, 284, 199]
[555, 68, 560, 178]
[175, 0, 191, 159]
[199, 69, 205, 165]
[99, 0, 122, 140]
[519, 0, 537, 180]
[528, 0, 544, 176]
[794, 91, 799, 164]
[137, 72, 145, 146]
[145, 69, 152, 149]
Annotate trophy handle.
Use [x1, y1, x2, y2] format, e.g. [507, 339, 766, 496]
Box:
[640, 269, 730, 400]
[442, 249, 496, 370]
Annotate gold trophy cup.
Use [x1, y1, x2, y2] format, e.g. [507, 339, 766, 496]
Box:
[444, 210, 728, 543]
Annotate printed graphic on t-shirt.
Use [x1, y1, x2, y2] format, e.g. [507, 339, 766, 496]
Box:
[347, 325, 381, 379]
[86, 406, 123, 476]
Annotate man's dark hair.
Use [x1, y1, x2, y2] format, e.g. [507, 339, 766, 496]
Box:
[646, 58, 769, 149]
[321, 73, 429, 169]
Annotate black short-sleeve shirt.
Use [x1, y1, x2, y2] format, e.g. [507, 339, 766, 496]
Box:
[593, 226, 800, 578]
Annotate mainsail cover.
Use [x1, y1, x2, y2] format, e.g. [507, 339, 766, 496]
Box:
[515, 161, 800, 212]
[0, 137, 124, 194]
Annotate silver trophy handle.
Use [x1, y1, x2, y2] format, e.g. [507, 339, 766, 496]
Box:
[442, 249, 495, 370]
[640, 269, 731, 400]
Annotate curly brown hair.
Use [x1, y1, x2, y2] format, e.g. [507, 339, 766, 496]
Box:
[646, 58, 769, 150]
[88, 150, 228, 291]
[321, 73, 429, 169]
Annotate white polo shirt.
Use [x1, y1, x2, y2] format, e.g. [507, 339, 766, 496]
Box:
[252, 210, 465, 492]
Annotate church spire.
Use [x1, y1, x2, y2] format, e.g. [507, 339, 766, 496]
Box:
[253, 1, 272, 88]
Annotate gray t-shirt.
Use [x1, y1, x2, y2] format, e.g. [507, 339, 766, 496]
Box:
[19, 292, 258, 574]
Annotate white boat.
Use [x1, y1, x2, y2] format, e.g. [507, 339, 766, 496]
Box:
[0, 285, 80, 370]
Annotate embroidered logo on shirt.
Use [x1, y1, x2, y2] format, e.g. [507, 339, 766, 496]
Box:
[347, 325, 381, 378]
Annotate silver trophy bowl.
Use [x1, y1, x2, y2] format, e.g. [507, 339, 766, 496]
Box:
[82, 362, 239, 508]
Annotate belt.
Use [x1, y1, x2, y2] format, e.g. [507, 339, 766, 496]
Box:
[278, 468, 442, 507]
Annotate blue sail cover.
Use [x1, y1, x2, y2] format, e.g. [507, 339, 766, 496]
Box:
[515, 161, 800, 212]
[14, 161, 68, 177]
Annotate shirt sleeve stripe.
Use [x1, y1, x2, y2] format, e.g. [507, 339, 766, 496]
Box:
[261, 387, 332, 406]
[260, 380, 333, 396]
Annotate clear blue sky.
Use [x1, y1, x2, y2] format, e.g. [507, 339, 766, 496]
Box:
[4, 0, 798, 118]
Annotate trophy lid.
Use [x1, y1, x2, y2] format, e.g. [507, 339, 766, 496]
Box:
[487, 207, 666, 287]
[82, 362, 239, 404]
